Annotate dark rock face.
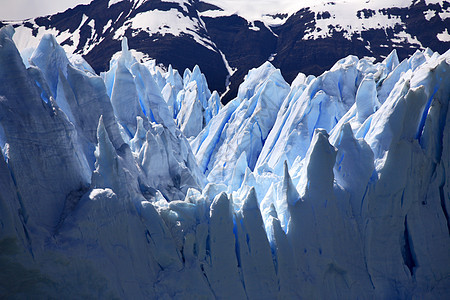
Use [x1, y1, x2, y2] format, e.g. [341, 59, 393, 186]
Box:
[3, 0, 449, 103]
[202, 15, 277, 102]
[270, 0, 449, 86]
[21, 0, 229, 94]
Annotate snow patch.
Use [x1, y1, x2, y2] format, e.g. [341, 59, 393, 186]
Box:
[103, 19, 113, 34]
[438, 10, 450, 20]
[423, 9, 436, 21]
[392, 31, 423, 48]
[108, 0, 123, 8]
[113, 8, 215, 51]
[437, 28, 450, 42]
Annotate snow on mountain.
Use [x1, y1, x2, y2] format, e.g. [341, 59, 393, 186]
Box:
[1, 24, 450, 299]
[113, 1, 216, 51]
[202, 0, 419, 30]
[2, 0, 448, 103]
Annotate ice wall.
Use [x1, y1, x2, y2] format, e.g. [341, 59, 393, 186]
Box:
[0, 25, 449, 299]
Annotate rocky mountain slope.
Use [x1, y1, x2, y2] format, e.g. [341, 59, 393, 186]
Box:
[2, 0, 449, 102]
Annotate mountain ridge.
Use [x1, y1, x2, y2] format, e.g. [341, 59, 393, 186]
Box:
[2, 0, 449, 102]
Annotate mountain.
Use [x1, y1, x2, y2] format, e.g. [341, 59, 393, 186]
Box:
[1, 23, 449, 298]
[2, 0, 449, 102]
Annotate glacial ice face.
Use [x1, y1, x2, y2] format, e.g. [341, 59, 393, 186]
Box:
[111, 58, 145, 136]
[0, 25, 449, 299]
[256, 55, 360, 172]
[29, 34, 71, 98]
[192, 61, 290, 183]
[176, 81, 204, 138]
[175, 65, 221, 138]
[136, 121, 206, 200]
[102, 39, 219, 140]
[0, 27, 90, 233]
[130, 62, 176, 134]
[98, 36, 207, 199]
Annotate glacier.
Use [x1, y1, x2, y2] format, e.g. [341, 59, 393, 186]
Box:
[0, 24, 449, 299]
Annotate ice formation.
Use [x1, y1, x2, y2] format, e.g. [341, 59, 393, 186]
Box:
[0, 25, 449, 299]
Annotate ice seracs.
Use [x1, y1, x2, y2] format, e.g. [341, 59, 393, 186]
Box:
[0, 26, 90, 233]
[175, 64, 221, 138]
[0, 25, 449, 299]
[192, 61, 290, 184]
[255, 55, 360, 172]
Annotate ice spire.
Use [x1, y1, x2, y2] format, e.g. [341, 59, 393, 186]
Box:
[277, 161, 299, 230]
[207, 192, 247, 299]
[239, 187, 278, 298]
[297, 129, 336, 198]
[91, 115, 120, 191]
[355, 74, 380, 122]
[282, 161, 300, 206]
